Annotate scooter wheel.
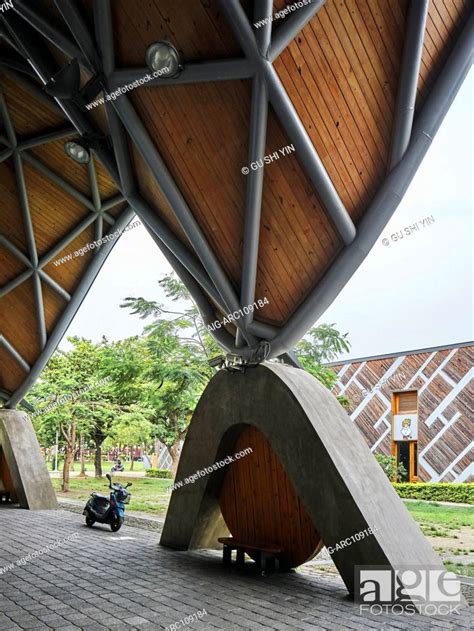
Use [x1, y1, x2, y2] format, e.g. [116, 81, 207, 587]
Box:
[85, 516, 95, 527]
[110, 514, 124, 532]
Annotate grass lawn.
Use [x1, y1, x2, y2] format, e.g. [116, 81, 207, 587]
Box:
[52, 475, 172, 516]
[404, 500, 473, 535]
[404, 501, 474, 577]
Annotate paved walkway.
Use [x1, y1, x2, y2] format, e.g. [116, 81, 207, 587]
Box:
[0, 508, 472, 630]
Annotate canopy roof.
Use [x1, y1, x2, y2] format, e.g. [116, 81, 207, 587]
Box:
[0, 0, 472, 407]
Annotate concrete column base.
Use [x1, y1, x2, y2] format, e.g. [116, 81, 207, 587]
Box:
[0, 409, 57, 510]
[161, 363, 448, 598]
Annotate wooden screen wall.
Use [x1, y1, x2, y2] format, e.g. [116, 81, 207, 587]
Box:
[0, 447, 16, 501]
[219, 425, 322, 568]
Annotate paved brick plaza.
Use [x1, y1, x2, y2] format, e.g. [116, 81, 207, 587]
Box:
[0, 509, 471, 630]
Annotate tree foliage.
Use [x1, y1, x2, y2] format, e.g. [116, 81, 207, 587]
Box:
[29, 273, 353, 481]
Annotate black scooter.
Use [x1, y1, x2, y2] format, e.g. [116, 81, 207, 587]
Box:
[83, 473, 132, 532]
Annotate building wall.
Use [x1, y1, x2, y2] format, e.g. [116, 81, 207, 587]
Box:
[329, 344, 473, 482]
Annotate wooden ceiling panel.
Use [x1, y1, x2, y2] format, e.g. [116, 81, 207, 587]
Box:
[0, 73, 64, 137]
[0, 0, 470, 400]
[418, 0, 471, 108]
[0, 161, 27, 252]
[0, 346, 27, 396]
[0, 278, 41, 364]
[42, 280, 65, 336]
[112, 0, 246, 67]
[273, 0, 396, 224]
[42, 223, 96, 294]
[30, 139, 91, 196]
[0, 245, 25, 286]
[23, 162, 92, 257]
[132, 146, 198, 248]
[130, 79, 251, 286]
[95, 157, 121, 199]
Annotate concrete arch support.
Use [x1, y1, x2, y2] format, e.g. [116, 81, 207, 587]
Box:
[161, 363, 444, 594]
[0, 410, 57, 509]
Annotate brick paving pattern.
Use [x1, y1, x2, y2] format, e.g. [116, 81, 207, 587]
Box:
[0, 509, 472, 630]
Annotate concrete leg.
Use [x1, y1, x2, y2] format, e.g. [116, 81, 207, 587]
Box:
[0, 409, 57, 510]
[161, 363, 448, 598]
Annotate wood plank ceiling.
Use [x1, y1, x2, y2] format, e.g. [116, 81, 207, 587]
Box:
[0, 0, 471, 401]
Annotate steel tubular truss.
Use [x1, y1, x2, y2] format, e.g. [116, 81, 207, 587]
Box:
[0, 1, 472, 408]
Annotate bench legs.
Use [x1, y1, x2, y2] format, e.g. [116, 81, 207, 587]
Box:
[221, 544, 278, 574]
[223, 544, 232, 566]
[236, 547, 245, 567]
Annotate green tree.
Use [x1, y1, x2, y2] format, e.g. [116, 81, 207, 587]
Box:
[375, 453, 408, 483]
[30, 338, 119, 487]
[120, 277, 217, 474]
[296, 323, 351, 408]
[122, 275, 353, 472]
[103, 406, 154, 470]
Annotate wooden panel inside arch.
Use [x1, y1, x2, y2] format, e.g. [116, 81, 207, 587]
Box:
[219, 425, 323, 568]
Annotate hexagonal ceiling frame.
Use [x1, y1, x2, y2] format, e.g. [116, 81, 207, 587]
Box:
[0, 1, 472, 409]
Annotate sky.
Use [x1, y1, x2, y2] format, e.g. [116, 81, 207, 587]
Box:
[61, 69, 473, 361]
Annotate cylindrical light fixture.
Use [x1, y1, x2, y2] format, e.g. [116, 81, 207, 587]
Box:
[64, 140, 90, 164]
[145, 41, 181, 78]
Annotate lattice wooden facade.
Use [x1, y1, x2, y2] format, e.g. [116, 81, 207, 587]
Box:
[328, 342, 473, 482]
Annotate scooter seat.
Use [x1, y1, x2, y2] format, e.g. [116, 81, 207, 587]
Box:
[91, 493, 109, 502]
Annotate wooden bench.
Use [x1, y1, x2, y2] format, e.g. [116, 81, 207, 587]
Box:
[218, 537, 282, 574]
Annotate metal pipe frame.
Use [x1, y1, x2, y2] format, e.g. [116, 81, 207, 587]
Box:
[54, 0, 101, 71]
[88, 0, 257, 346]
[10, 138, 49, 349]
[110, 59, 255, 89]
[109, 95, 257, 346]
[0, 49, 37, 77]
[268, 12, 474, 358]
[0, 335, 30, 374]
[5, 206, 136, 408]
[0, 68, 64, 115]
[218, 0, 356, 246]
[14, 0, 254, 86]
[269, 0, 326, 61]
[238, 0, 273, 345]
[0, 390, 33, 410]
[0, 147, 12, 162]
[389, 0, 430, 170]
[0, 73, 127, 380]
[12, 0, 92, 72]
[0, 0, 470, 399]
[17, 126, 77, 151]
[0, 6, 244, 409]
[21, 151, 95, 211]
[93, 0, 229, 316]
[3, 0, 305, 355]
